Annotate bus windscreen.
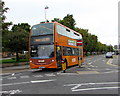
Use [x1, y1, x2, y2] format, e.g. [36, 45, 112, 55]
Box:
[30, 45, 54, 59]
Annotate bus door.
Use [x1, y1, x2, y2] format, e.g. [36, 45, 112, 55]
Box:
[56, 46, 62, 68]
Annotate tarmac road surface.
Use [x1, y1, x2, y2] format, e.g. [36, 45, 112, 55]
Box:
[1, 55, 119, 95]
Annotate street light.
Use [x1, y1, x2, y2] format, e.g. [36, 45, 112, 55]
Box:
[45, 6, 49, 22]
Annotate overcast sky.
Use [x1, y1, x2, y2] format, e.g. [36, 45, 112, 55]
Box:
[4, 0, 119, 46]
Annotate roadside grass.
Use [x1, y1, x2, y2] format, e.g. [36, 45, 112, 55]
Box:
[1, 59, 29, 64]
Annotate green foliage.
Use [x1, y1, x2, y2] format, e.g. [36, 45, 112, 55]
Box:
[51, 14, 76, 30]
[19, 54, 28, 59]
[1, 0, 12, 50]
[1, 59, 29, 64]
[5, 23, 30, 61]
[60, 14, 76, 30]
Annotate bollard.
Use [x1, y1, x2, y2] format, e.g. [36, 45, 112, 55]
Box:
[78, 57, 82, 68]
[61, 59, 66, 73]
[78, 60, 82, 68]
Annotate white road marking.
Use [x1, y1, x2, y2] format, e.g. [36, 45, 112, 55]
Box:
[95, 66, 98, 67]
[104, 70, 118, 73]
[72, 86, 120, 92]
[76, 71, 99, 74]
[64, 82, 120, 92]
[105, 68, 112, 70]
[0, 73, 11, 76]
[64, 82, 120, 87]
[1, 81, 30, 86]
[33, 75, 43, 77]
[20, 75, 29, 79]
[88, 62, 92, 65]
[57, 72, 78, 75]
[1, 79, 56, 86]
[0, 89, 22, 94]
[8, 77, 17, 80]
[102, 60, 106, 62]
[45, 73, 56, 77]
[31, 79, 56, 83]
[86, 68, 92, 70]
[89, 65, 95, 67]
[11, 73, 15, 76]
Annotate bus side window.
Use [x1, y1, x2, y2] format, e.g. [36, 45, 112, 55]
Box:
[75, 48, 79, 55]
[63, 47, 72, 56]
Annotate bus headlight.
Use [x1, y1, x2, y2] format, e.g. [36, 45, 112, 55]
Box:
[30, 60, 32, 63]
[52, 60, 54, 62]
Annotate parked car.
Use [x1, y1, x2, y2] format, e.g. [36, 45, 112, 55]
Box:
[105, 52, 113, 58]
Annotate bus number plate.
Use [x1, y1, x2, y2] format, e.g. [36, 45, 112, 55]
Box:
[39, 67, 45, 69]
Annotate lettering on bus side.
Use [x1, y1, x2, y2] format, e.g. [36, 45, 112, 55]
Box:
[72, 58, 76, 62]
[68, 40, 76, 46]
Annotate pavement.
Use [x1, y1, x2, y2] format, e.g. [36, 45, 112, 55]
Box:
[1, 65, 30, 75]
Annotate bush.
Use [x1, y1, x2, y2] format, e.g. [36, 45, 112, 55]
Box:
[12, 57, 16, 60]
[19, 54, 28, 59]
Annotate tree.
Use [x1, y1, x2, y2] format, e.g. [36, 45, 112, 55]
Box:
[1, 0, 12, 51]
[60, 14, 76, 30]
[51, 14, 76, 30]
[6, 23, 30, 61]
[51, 18, 61, 22]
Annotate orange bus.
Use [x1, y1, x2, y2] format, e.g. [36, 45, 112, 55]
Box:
[29, 22, 84, 69]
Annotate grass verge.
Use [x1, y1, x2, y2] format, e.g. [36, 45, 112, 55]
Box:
[1, 59, 29, 64]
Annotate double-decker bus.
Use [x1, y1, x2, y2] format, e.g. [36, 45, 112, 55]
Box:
[29, 22, 84, 69]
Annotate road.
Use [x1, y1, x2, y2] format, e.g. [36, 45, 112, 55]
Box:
[1, 55, 119, 95]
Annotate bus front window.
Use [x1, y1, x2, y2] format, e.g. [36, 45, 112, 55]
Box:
[31, 45, 54, 59]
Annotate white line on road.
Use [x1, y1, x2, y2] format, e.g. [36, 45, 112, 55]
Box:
[1, 79, 56, 86]
[104, 70, 118, 73]
[64, 82, 120, 92]
[64, 82, 120, 87]
[1, 81, 30, 86]
[88, 62, 93, 65]
[89, 65, 95, 67]
[8, 77, 17, 80]
[45, 73, 56, 77]
[57, 72, 78, 75]
[31, 79, 56, 83]
[0, 73, 11, 76]
[72, 86, 120, 92]
[0, 89, 22, 94]
[20, 75, 30, 79]
[33, 75, 43, 78]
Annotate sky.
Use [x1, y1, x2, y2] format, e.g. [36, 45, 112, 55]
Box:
[3, 0, 119, 46]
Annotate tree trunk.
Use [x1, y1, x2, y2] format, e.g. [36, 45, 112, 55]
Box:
[16, 52, 19, 61]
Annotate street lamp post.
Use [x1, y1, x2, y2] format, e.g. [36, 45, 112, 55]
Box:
[45, 6, 49, 22]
